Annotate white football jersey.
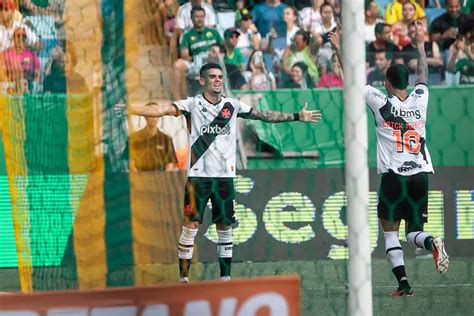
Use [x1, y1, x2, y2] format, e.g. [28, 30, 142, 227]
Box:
[365, 84, 434, 176]
[173, 94, 253, 178]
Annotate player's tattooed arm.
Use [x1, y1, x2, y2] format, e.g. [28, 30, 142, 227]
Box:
[247, 103, 322, 123]
[414, 21, 428, 85]
[127, 100, 177, 117]
[247, 109, 295, 122]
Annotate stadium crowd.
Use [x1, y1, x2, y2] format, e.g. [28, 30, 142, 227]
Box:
[0, 0, 473, 95]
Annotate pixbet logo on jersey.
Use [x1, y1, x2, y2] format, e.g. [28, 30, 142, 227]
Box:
[200, 124, 231, 135]
[391, 106, 421, 119]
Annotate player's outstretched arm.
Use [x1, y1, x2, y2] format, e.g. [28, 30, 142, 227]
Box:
[127, 101, 178, 118]
[414, 21, 428, 85]
[246, 102, 322, 123]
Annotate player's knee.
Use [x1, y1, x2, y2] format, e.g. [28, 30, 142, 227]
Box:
[406, 221, 424, 235]
[217, 229, 233, 258]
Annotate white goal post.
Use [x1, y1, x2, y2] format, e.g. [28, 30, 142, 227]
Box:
[342, 1, 373, 315]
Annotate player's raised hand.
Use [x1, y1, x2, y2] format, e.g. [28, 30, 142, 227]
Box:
[299, 102, 322, 123]
[413, 20, 426, 46]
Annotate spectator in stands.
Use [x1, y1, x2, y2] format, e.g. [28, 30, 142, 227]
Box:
[208, 42, 248, 90]
[208, 42, 225, 63]
[392, 1, 419, 48]
[385, 0, 426, 25]
[367, 50, 391, 86]
[367, 23, 403, 67]
[447, 18, 474, 84]
[325, 0, 341, 18]
[235, 8, 261, 63]
[251, 0, 286, 37]
[431, 0, 470, 52]
[43, 43, 88, 94]
[20, 0, 66, 46]
[173, 6, 223, 99]
[0, 26, 40, 94]
[282, 30, 319, 85]
[402, 20, 443, 84]
[224, 27, 244, 70]
[155, 0, 179, 46]
[364, 0, 384, 44]
[176, 0, 216, 31]
[171, 0, 216, 59]
[0, 0, 39, 52]
[317, 54, 343, 88]
[285, 61, 315, 88]
[266, 6, 300, 61]
[299, 0, 324, 32]
[130, 107, 178, 172]
[245, 50, 276, 90]
[282, 6, 300, 46]
[236, 0, 246, 13]
[313, 2, 338, 75]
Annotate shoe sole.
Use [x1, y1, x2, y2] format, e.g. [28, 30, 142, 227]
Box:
[433, 238, 449, 274]
[390, 290, 414, 297]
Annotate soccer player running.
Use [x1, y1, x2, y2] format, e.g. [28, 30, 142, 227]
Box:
[126, 63, 322, 283]
[364, 21, 449, 296]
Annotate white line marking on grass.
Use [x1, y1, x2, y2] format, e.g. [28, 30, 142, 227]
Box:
[306, 284, 473, 290]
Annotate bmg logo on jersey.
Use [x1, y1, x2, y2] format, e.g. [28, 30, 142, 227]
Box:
[391, 106, 421, 119]
[200, 124, 231, 135]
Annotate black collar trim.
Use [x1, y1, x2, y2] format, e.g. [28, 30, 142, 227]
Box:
[202, 93, 221, 105]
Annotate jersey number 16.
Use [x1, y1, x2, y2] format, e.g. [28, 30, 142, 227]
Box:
[392, 130, 421, 154]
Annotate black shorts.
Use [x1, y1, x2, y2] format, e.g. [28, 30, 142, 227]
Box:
[183, 177, 235, 225]
[377, 171, 429, 225]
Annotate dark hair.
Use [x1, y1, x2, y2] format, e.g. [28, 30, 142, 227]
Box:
[210, 43, 225, 53]
[200, 63, 222, 77]
[365, 0, 375, 12]
[191, 6, 205, 18]
[386, 64, 409, 90]
[292, 61, 308, 73]
[375, 22, 389, 34]
[320, 2, 334, 14]
[294, 30, 310, 44]
[285, 6, 299, 20]
[291, 61, 315, 86]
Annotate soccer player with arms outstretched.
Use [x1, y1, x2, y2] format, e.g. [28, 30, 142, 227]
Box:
[364, 21, 449, 296]
[126, 63, 321, 283]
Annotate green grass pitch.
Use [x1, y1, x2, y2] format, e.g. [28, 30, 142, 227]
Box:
[1, 258, 473, 315]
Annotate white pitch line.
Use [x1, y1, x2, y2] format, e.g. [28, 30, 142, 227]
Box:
[306, 284, 474, 290]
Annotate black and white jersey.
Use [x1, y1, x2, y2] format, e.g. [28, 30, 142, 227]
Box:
[173, 94, 253, 178]
[365, 84, 434, 176]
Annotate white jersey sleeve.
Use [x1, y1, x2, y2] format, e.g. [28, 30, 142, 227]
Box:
[237, 100, 253, 118]
[365, 85, 387, 113]
[409, 83, 429, 111]
[173, 97, 194, 115]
